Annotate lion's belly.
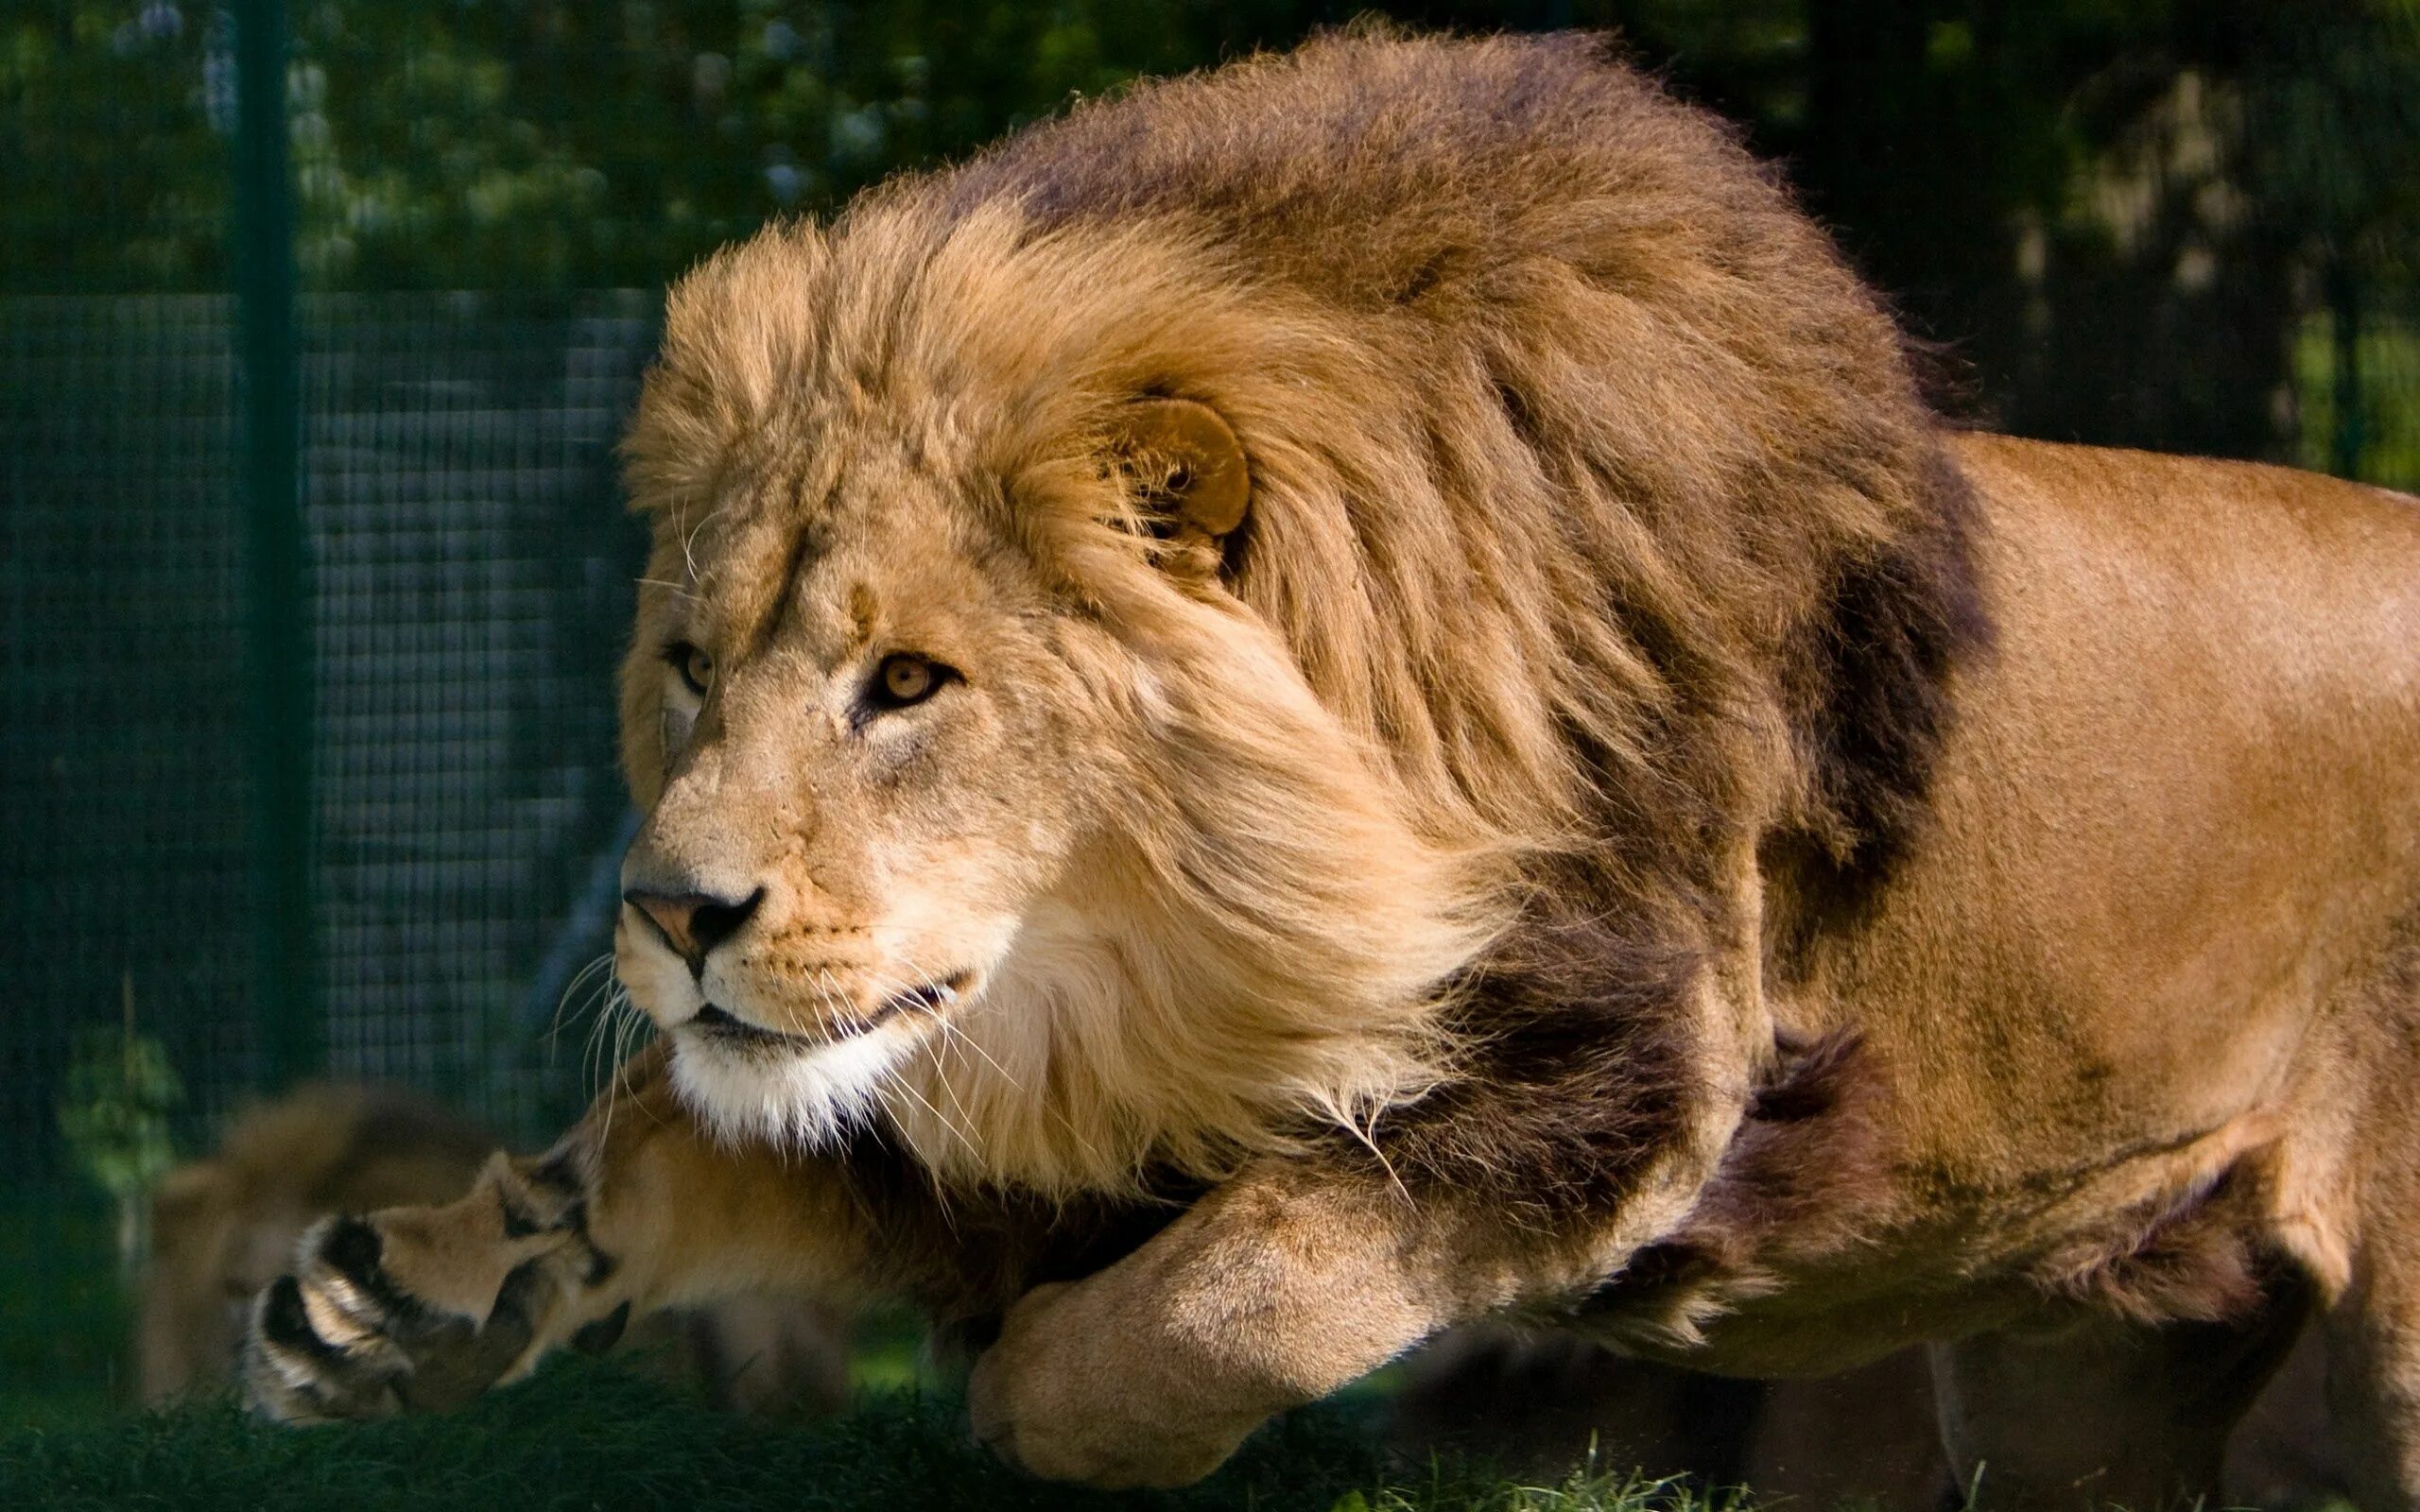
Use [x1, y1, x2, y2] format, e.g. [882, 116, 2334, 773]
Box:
[1780, 437, 2420, 1299]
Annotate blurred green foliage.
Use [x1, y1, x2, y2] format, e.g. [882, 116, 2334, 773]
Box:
[3, 3, 2410, 285]
[56, 989, 182, 1212]
[55, 984, 182, 1285]
[7, 0, 2416, 472]
[5, 0, 1291, 291]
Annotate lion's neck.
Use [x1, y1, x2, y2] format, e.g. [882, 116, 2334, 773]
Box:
[882, 849, 1464, 1196]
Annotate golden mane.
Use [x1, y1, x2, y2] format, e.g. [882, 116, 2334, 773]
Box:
[621, 29, 1979, 1196]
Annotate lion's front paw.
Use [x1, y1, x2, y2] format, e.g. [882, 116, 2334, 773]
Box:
[965, 1280, 1270, 1488]
[244, 1215, 554, 1421]
[243, 1154, 606, 1423]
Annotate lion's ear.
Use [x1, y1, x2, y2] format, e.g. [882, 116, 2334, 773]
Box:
[1105, 397, 1251, 562]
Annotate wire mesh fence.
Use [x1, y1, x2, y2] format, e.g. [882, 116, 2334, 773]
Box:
[4, 0, 2416, 1418]
[3, 288, 653, 1155]
[0, 289, 654, 1409]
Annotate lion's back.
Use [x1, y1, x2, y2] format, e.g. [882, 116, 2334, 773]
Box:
[934, 29, 1811, 312]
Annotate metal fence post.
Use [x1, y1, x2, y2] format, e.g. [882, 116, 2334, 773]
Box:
[232, 0, 320, 1088]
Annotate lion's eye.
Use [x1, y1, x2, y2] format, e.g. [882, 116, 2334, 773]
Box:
[869, 652, 946, 711]
[666, 641, 714, 697]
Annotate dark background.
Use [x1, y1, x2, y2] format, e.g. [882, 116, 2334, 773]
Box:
[4, 0, 2415, 1417]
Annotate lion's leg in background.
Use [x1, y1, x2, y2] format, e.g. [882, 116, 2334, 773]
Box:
[2320, 1253, 2420, 1511]
[1387, 1326, 1771, 1489]
[244, 1043, 882, 1421]
[1927, 1273, 2313, 1510]
[1387, 1330, 1953, 1507]
[2320, 1138, 2420, 1507]
[2287, 936, 2420, 1511]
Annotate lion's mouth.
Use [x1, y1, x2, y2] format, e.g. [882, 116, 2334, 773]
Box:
[686, 973, 968, 1052]
[688, 1004, 816, 1051]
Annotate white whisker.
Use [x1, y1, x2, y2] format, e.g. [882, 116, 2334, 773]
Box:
[865, 968, 987, 1160]
[889, 962, 1114, 1180]
[925, 998, 1025, 1097]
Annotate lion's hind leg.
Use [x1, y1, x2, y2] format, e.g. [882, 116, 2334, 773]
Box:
[2271, 926, 2420, 1512]
[1927, 1269, 2314, 1510]
[2323, 1232, 2420, 1511]
[2316, 1048, 2420, 1507]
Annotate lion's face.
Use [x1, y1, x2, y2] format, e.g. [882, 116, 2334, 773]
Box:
[615, 441, 1132, 1141]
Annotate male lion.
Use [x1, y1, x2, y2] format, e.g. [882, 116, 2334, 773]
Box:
[243, 30, 2420, 1506]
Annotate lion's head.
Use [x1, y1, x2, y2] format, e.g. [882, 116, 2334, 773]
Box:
[612, 30, 1966, 1198]
[614, 209, 1500, 1193]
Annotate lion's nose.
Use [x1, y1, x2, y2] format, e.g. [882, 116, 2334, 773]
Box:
[624, 885, 764, 972]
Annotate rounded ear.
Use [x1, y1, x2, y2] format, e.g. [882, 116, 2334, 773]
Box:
[1106, 397, 1251, 550]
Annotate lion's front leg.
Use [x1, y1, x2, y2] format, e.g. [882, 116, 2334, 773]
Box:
[966, 1163, 1562, 1488]
[244, 1044, 873, 1422]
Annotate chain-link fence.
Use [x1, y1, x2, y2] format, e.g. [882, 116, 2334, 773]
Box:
[5, 0, 2416, 1418]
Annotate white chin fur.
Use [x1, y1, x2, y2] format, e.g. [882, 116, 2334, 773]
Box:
[667, 1023, 914, 1149]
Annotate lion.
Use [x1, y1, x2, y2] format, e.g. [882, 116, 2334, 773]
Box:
[146, 1083, 850, 1416]
[239, 29, 2420, 1507]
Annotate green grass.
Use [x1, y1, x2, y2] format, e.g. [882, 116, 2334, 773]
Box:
[0, 1358, 1706, 1512]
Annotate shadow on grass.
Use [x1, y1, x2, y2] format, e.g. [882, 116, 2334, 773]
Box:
[0, 1354, 1725, 1512]
[0, 1194, 128, 1427]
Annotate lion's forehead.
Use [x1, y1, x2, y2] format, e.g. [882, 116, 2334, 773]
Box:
[660, 462, 1037, 669]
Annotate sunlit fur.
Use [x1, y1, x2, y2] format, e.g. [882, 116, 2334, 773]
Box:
[615, 30, 1946, 1196]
